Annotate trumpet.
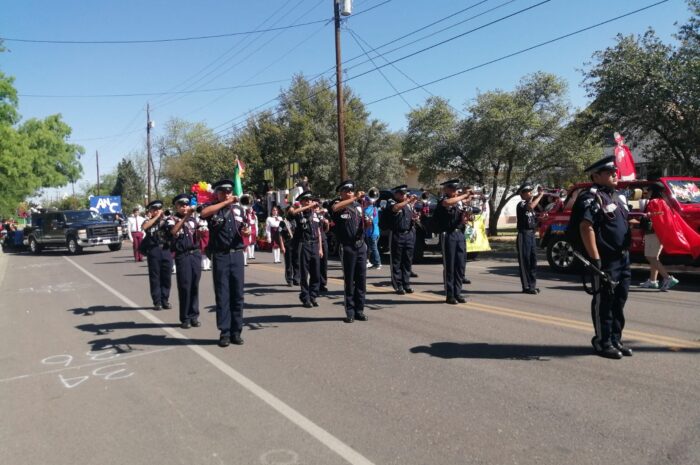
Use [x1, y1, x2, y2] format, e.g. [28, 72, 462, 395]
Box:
[240, 193, 252, 207]
[367, 187, 380, 201]
[420, 191, 430, 201]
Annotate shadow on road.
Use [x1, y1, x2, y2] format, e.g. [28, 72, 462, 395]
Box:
[88, 334, 219, 351]
[68, 305, 149, 315]
[410, 342, 699, 360]
[76, 321, 180, 335]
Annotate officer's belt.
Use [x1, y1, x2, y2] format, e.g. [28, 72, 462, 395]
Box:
[341, 238, 365, 248]
[301, 238, 319, 244]
[393, 229, 413, 234]
[176, 249, 200, 256]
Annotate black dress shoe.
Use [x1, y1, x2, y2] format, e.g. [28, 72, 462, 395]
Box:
[464, 278, 472, 285]
[534, 288, 541, 294]
[218, 336, 231, 347]
[320, 286, 328, 292]
[180, 321, 191, 329]
[153, 304, 162, 310]
[311, 299, 319, 307]
[343, 317, 354, 323]
[404, 288, 414, 294]
[355, 313, 368, 321]
[596, 345, 623, 359]
[287, 282, 293, 287]
[523, 289, 538, 295]
[302, 301, 313, 308]
[396, 288, 406, 295]
[410, 271, 418, 278]
[191, 320, 201, 327]
[232, 334, 244, 345]
[446, 297, 458, 305]
[455, 295, 467, 303]
[613, 341, 633, 356]
[293, 281, 300, 286]
[162, 302, 172, 309]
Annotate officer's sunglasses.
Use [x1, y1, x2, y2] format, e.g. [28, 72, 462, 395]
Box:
[176, 201, 190, 206]
[218, 188, 233, 194]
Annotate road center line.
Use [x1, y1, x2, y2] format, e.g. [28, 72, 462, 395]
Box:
[63, 256, 376, 465]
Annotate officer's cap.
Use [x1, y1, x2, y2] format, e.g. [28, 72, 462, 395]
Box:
[584, 155, 616, 174]
[146, 200, 164, 210]
[296, 191, 314, 202]
[392, 184, 409, 193]
[336, 179, 355, 192]
[440, 179, 461, 189]
[212, 179, 234, 192]
[172, 194, 190, 205]
[518, 183, 534, 193]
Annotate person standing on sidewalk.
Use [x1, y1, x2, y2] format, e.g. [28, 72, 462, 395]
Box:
[639, 184, 679, 291]
[127, 207, 145, 262]
[364, 197, 381, 270]
[516, 184, 544, 294]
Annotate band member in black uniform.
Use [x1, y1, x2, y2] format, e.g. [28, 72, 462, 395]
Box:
[317, 201, 331, 293]
[386, 185, 417, 295]
[168, 194, 202, 329]
[433, 179, 473, 304]
[289, 192, 323, 308]
[331, 180, 369, 323]
[285, 205, 301, 286]
[142, 200, 173, 310]
[280, 207, 296, 286]
[516, 184, 544, 294]
[200, 179, 251, 347]
[571, 156, 632, 359]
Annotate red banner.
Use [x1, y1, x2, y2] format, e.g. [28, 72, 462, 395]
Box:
[648, 198, 700, 259]
[613, 132, 636, 181]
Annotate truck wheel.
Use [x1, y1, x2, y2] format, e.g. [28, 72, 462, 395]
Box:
[29, 237, 42, 254]
[108, 243, 122, 252]
[546, 238, 577, 273]
[66, 237, 83, 255]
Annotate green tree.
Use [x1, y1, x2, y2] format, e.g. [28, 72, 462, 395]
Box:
[581, 0, 700, 171]
[111, 158, 145, 211]
[405, 72, 599, 235]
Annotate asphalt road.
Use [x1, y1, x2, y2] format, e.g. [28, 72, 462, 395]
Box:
[1, 246, 698, 465]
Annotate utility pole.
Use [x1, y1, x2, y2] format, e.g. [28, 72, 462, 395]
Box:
[96, 150, 100, 195]
[146, 103, 153, 204]
[334, 0, 351, 182]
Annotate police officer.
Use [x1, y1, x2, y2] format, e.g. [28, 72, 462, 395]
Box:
[571, 155, 633, 359]
[142, 200, 173, 310]
[433, 179, 473, 304]
[200, 179, 250, 347]
[331, 180, 369, 323]
[516, 183, 544, 294]
[317, 201, 331, 293]
[289, 192, 323, 308]
[168, 194, 202, 329]
[386, 185, 417, 295]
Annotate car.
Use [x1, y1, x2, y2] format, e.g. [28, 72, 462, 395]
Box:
[101, 212, 129, 240]
[537, 177, 700, 273]
[24, 209, 123, 254]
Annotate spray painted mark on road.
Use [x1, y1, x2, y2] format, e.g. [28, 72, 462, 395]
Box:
[260, 449, 299, 465]
[41, 348, 135, 389]
[18, 282, 92, 294]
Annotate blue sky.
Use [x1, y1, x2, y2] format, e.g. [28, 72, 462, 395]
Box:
[0, 0, 692, 198]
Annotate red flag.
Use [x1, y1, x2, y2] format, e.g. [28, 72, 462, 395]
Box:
[613, 132, 636, 181]
[648, 198, 700, 259]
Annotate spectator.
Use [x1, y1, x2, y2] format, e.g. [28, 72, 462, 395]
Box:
[127, 208, 146, 262]
[639, 186, 679, 291]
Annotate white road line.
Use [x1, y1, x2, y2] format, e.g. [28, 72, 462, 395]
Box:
[63, 256, 376, 465]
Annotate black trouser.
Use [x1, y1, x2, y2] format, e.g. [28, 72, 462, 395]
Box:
[341, 242, 367, 318]
[390, 230, 415, 291]
[299, 240, 320, 304]
[212, 249, 245, 337]
[441, 229, 466, 299]
[591, 253, 631, 349]
[175, 251, 202, 323]
[516, 230, 537, 291]
[291, 238, 301, 284]
[320, 234, 328, 289]
[283, 237, 294, 284]
[146, 246, 173, 306]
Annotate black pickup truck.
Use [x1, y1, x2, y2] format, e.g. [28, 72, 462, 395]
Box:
[24, 210, 123, 254]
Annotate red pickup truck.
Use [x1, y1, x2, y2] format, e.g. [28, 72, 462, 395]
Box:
[537, 177, 700, 273]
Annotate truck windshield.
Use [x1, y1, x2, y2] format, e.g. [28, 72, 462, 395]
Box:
[65, 211, 103, 222]
[667, 180, 700, 204]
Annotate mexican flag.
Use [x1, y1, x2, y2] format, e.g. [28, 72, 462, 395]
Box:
[233, 158, 245, 197]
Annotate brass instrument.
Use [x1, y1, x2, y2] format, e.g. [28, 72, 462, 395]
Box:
[240, 193, 253, 207]
[367, 187, 380, 201]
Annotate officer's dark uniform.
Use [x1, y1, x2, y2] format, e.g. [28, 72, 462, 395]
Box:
[205, 180, 246, 346]
[143, 200, 173, 310]
[571, 156, 632, 359]
[318, 206, 330, 293]
[387, 185, 416, 294]
[279, 214, 296, 286]
[434, 179, 467, 304]
[331, 180, 368, 323]
[516, 185, 539, 294]
[292, 192, 321, 307]
[168, 194, 202, 328]
[285, 208, 301, 286]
